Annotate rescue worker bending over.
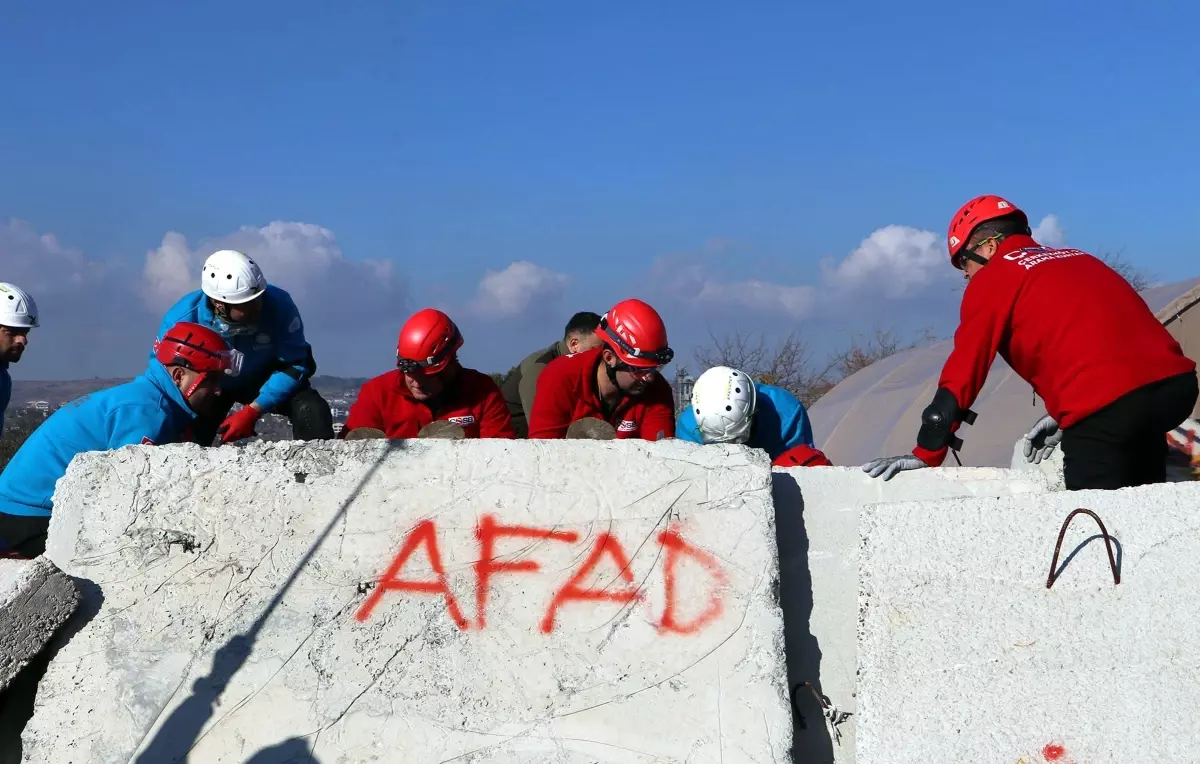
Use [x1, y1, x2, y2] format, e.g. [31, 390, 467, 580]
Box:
[341, 308, 514, 438]
[155, 249, 335, 445]
[501, 311, 603, 437]
[679, 365, 832, 467]
[0, 283, 38, 436]
[0, 322, 241, 557]
[863, 195, 1198, 490]
[528, 298, 676, 440]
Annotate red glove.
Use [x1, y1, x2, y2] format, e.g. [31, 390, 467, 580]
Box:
[217, 405, 262, 443]
[772, 445, 833, 468]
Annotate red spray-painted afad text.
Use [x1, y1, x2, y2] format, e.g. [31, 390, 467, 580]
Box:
[354, 515, 729, 634]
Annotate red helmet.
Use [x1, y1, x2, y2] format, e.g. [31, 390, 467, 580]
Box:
[597, 298, 674, 368]
[946, 195, 1029, 264]
[154, 322, 242, 377]
[397, 308, 463, 375]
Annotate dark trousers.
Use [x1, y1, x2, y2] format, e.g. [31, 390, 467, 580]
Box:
[190, 377, 335, 446]
[1061, 371, 1199, 490]
[0, 513, 50, 559]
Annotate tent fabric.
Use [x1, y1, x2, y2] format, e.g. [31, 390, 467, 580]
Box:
[809, 275, 1200, 468]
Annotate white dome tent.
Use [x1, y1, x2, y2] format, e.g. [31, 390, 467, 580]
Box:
[808, 275, 1200, 470]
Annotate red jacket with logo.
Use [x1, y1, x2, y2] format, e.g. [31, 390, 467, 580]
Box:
[527, 347, 676, 440]
[342, 367, 515, 439]
[914, 234, 1196, 466]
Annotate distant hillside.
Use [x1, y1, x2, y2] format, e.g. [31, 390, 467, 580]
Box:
[10, 375, 370, 406]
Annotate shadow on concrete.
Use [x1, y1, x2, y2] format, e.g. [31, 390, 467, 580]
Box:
[770, 472, 835, 763]
[245, 736, 322, 763]
[133, 438, 408, 764]
[1052, 533, 1123, 584]
[0, 576, 105, 764]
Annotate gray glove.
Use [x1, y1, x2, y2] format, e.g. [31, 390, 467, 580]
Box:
[862, 454, 927, 481]
[1021, 414, 1062, 464]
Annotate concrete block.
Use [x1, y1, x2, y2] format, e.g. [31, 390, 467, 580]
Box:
[1009, 436, 1066, 490]
[26, 438, 791, 763]
[857, 482, 1200, 763]
[0, 556, 78, 692]
[770, 465, 1051, 763]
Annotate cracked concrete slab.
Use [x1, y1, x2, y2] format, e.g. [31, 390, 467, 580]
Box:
[0, 556, 78, 692]
[24, 438, 791, 763]
[771, 466, 1051, 763]
[857, 481, 1200, 763]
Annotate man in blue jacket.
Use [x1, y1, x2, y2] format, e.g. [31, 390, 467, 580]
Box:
[0, 322, 241, 558]
[676, 365, 823, 465]
[0, 282, 39, 436]
[154, 249, 334, 445]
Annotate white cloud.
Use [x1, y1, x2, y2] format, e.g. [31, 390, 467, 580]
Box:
[1032, 214, 1065, 247]
[141, 221, 406, 325]
[653, 215, 1066, 320]
[820, 224, 948, 299]
[467, 260, 570, 318]
[0, 218, 109, 298]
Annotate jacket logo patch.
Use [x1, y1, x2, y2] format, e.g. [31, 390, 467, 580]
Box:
[447, 415, 475, 426]
[617, 419, 637, 432]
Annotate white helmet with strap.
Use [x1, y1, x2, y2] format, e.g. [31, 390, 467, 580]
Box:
[201, 249, 266, 305]
[691, 365, 757, 444]
[0, 283, 39, 328]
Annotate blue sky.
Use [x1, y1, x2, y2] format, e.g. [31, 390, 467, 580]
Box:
[2, 0, 1197, 380]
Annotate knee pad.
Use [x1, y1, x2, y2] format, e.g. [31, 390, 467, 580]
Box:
[290, 389, 335, 440]
[917, 387, 977, 452]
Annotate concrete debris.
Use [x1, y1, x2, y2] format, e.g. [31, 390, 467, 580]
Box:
[25, 438, 791, 763]
[857, 481, 1200, 763]
[771, 465, 1051, 763]
[0, 556, 78, 692]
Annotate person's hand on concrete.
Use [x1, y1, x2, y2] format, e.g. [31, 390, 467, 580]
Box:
[217, 404, 262, 444]
[1021, 414, 1062, 464]
[861, 454, 927, 481]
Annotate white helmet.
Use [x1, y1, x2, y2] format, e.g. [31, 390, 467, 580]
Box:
[691, 366, 757, 444]
[201, 249, 266, 304]
[0, 283, 39, 328]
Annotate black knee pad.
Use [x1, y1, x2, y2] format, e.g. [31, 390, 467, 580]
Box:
[289, 388, 335, 440]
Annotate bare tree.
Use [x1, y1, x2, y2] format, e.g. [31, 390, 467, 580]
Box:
[822, 326, 940, 381]
[693, 327, 832, 405]
[1099, 248, 1154, 293]
[692, 324, 942, 407]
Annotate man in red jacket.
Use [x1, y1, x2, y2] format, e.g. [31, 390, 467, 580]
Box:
[528, 298, 676, 441]
[341, 308, 514, 439]
[864, 195, 1198, 490]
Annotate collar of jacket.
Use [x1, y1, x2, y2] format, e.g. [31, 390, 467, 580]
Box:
[991, 233, 1044, 260]
[146, 360, 200, 420]
[197, 293, 259, 337]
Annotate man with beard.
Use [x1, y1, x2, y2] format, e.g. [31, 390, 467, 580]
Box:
[155, 249, 335, 445]
[0, 322, 241, 557]
[0, 283, 38, 436]
[528, 298, 676, 441]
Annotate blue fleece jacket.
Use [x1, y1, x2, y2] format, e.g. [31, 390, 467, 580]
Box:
[154, 285, 316, 411]
[675, 381, 815, 461]
[0, 361, 197, 518]
[0, 362, 10, 436]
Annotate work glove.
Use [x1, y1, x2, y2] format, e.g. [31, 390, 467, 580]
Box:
[861, 454, 927, 481]
[1021, 414, 1062, 464]
[217, 404, 262, 444]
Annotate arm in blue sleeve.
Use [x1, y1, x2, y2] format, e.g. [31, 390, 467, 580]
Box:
[106, 404, 175, 449]
[776, 391, 816, 451]
[253, 290, 315, 411]
[674, 406, 704, 444]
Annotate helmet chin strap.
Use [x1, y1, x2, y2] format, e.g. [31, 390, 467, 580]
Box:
[211, 300, 258, 337]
